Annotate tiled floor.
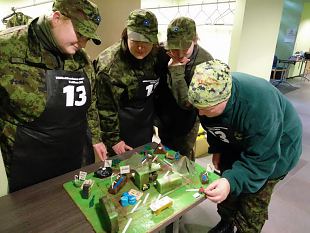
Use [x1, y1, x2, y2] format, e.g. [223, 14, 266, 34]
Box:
[181, 78, 310, 233]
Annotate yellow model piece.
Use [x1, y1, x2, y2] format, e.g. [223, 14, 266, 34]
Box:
[150, 196, 173, 215]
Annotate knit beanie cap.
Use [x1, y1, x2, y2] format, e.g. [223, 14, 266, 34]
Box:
[188, 59, 232, 108]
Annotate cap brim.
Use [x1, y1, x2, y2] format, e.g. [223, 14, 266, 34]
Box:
[91, 35, 101, 45]
[72, 20, 101, 45]
[165, 40, 192, 50]
[127, 29, 157, 43]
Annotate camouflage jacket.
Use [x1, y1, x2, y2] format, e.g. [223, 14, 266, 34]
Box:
[154, 45, 213, 136]
[0, 18, 101, 161]
[93, 41, 158, 148]
[166, 45, 213, 108]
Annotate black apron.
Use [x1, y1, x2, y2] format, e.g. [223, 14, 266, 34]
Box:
[119, 73, 159, 148]
[9, 70, 91, 192]
[154, 46, 199, 137]
[199, 117, 243, 171]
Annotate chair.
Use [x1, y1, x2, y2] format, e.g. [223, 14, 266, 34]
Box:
[271, 55, 294, 87]
[302, 52, 310, 81]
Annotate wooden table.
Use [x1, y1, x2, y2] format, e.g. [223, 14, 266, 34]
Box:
[0, 143, 208, 233]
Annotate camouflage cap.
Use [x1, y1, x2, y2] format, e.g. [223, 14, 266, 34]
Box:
[127, 9, 158, 44]
[166, 17, 196, 50]
[53, 0, 101, 45]
[188, 59, 232, 108]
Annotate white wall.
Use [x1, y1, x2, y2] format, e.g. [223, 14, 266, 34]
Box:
[229, 0, 283, 79]
[142, 0, 235, 63]
[86, 0, 140, 59]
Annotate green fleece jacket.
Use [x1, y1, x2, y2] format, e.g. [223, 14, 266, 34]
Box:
[199, 72, 302, 196]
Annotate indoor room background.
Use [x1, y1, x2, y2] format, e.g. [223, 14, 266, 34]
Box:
[1, 0, 310, 197]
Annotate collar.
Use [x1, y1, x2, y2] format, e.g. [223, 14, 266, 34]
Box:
[222, 79, 235, 115]
[25, 17, 88, 70]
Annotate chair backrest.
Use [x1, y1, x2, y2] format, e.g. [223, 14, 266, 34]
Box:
[272, 55, 278, 68]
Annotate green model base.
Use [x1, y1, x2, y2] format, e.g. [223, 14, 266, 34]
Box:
[63, 149, 220, 233]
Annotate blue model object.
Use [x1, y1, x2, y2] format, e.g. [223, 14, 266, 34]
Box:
[122, 192, 129, 197]
[163, 145, 170, 151]
[202, 174, 208, 182]
[128, 195, 137, 205]
[174, 152, 180, 160]
[120, 196, 129, 207]
[120, 193, 136, 206]
[113, 176, 124, 190]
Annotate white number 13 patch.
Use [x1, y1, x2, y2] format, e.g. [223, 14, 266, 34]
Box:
[63, 85, 87, 107]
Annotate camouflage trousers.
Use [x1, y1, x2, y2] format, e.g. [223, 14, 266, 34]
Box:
[218, 177, 282, 233]
[158, 119, 199, 161]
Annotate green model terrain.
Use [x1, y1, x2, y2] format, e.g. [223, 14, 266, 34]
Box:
[63, 148, 220, 233]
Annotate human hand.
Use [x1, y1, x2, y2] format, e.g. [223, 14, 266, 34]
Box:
[166, 51, 190, 66]
[112, 141, 133, 155]
[93, 142, 108, 161]
[203, 178, 230, 203]
[212, 153, 221, 170]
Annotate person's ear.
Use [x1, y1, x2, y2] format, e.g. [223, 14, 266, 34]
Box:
[50, 11, 62, 27]
[193, 36, 198, 45]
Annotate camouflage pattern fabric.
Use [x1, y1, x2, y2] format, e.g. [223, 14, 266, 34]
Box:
[127, 9, 158, 43]
[166, 17, 196, 50]
[5, 12, 32, 28]
[188, 59, 232, 108]
[218, 178, 281, 233]
[53, 0, 101, 44]
[155, 45, 213, 160]
[0, 19, 100, 175]
[92, 41, 158, 150]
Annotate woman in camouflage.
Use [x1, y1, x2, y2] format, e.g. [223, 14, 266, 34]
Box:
[93, 9, 159, 156]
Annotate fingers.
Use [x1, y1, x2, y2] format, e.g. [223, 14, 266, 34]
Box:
[100, 149, 108, 160]
[204, 178, 230, 204]
[112, 141, 133, 155]
[93, 143, 108, 161]
[125, 145, 133, 151]
[166, 51, 173, 58]
[114, 147, 125, 155]
[204, 180, 219, 192]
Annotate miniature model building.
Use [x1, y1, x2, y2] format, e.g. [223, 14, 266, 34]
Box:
[150, 196, 173, 215]
[81, 179, 94, 199]
[133, 163, 161, 190]
[155, 173, 183, 194]
[108, 174, 128, 194]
